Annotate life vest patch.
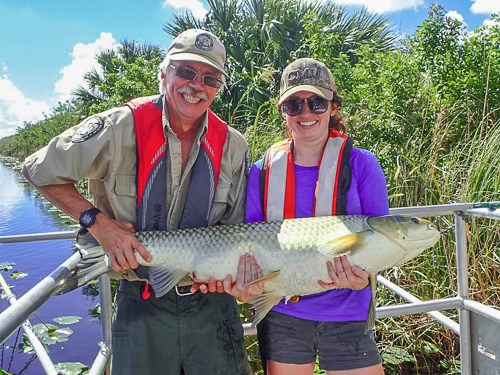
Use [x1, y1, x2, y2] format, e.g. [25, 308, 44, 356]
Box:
[72, 116, 105, 143]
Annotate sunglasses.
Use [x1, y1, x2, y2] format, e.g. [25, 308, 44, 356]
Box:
[283, 96, 329, 116]
[169, 64, 223, 89]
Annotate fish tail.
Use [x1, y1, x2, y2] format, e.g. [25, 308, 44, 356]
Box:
[55, 245, 110, 295]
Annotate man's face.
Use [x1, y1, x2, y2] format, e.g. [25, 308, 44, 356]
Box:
[163, 60, 222, 124]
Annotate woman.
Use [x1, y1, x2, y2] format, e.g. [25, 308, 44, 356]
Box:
[245, 58, 388, 375]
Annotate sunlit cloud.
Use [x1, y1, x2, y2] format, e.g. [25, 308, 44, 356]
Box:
[0, 74, 51, 138]
[445, 10, 467, 27]
[484, 19, 500, 27]
[54, 32, 121, 103]
[162, 0, 208, 19]
[470, 0, 500, 14]
[332, 0, 424, 13]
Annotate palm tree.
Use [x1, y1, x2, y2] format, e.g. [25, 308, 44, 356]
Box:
[163, 0, 397, 137]
[74, 40, 165, 116]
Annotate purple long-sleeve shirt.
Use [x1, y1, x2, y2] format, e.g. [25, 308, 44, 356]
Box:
[245, 147, 389, 321]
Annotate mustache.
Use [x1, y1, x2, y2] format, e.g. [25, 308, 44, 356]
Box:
[177, 86, 208, 101]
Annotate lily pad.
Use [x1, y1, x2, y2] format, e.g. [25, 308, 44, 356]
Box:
[32, 323, 74, 345]
[53, 316, 82, 325]
[55, 327, 74, 338]
[54, 362, 89, 375]
[0, 262, 15, 272]
[10, 270, 28, 279]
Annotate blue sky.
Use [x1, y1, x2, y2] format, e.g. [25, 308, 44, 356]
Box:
[0, 0, 499, 139]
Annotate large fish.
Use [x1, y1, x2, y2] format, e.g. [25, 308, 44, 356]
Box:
[61, 215, 440, 325]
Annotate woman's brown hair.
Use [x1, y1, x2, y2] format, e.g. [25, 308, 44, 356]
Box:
[329, 93, 345, 133]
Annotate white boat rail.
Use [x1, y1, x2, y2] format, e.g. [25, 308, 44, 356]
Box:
[1, 202, 500, 374]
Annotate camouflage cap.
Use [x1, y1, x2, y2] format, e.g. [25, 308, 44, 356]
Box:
[279, 58, 336, 104]
[167, 29, 227, 77]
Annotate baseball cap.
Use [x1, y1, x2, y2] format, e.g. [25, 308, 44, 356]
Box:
[279, 58, 337, 104]
[167, 29, 227, 77]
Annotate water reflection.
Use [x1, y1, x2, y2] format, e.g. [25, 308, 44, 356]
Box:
[0, 162, 25, 233]
[0, 158, 102, 375]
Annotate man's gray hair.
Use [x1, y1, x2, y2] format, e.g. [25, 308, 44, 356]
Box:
[158, 57, 171, 94]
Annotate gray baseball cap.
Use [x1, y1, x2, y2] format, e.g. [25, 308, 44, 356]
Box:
[167, 29, 227, 77]
[279, 58, 337, 104]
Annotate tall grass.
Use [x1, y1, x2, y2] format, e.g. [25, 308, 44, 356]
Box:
[374, 112, 500, 373]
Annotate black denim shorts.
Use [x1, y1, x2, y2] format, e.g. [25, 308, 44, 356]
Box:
[257, 310, 382, 371]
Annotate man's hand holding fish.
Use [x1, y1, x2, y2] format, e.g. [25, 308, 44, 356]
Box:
[190, 253, 265, 303]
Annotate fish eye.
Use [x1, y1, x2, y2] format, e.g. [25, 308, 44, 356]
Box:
[411, 218, 420, 224]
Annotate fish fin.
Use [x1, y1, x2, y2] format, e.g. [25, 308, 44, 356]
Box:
[242, 270, 280, 288]
[250, 292, 283, 327]
[148, 267, 188, 297]
[318, 230, 373, 257]
[55, 245, 110, 295]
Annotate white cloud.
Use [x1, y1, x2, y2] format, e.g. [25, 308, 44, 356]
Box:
[0, 33, 120, 139]
[445, 10, 467, 27]
[162, 0, 208, 19]
[0, 75, 51, 138]
[484, 18, 500, 27]
[471, 0, 500, 15]
[332, 0, 424, 13]
[54, 32, 120, 103]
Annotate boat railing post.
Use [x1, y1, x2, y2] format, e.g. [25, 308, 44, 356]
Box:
[99, 274, 113, 375]
[0, 273, 58, 375]
[455, 212, 472, 375]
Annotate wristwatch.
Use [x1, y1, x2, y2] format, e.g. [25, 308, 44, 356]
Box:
[78, 207, 101, 236]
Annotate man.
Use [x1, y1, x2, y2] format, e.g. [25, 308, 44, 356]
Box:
[23, 29, 262, 374]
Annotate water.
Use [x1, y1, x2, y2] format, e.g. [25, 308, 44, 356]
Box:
[0, 159, 102, 375]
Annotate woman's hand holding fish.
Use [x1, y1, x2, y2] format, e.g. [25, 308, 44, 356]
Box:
[91, 215, 152, 272]
[318, 255, 369, 290]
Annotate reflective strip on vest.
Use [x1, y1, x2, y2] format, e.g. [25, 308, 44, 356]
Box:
[265, 147, 288, 222]
[315, 136, 347, 216]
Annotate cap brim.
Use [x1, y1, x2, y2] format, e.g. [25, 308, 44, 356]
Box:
[279, 85, 334, 104]
[169, 53, 228, 77]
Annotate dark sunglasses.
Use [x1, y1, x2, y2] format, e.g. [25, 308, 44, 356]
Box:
[169, 64, 223, 89]
[283, 96, 329, 116]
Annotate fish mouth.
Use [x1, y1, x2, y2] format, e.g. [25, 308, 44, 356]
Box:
[368, 215, 440, 247]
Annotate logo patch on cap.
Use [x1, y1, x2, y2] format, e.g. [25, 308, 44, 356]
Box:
[287, 66, 330, 89]
[72, 116, 105, 143]
[195, 34, 214, 51]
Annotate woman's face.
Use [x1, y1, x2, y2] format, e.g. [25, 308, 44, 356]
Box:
[281, 91, 334, 143]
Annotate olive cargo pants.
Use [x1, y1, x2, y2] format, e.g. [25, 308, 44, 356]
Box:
[111, 281, 248, 375]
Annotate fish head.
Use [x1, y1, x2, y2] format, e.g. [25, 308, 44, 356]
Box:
[367, 215, 441, 265]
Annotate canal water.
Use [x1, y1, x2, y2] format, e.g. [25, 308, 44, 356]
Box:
[0, 158, 102, 375]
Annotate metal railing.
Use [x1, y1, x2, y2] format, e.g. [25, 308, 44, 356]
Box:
[1, 202, 500, 374]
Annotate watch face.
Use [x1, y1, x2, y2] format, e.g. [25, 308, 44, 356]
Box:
[80, 212, 95, 227]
